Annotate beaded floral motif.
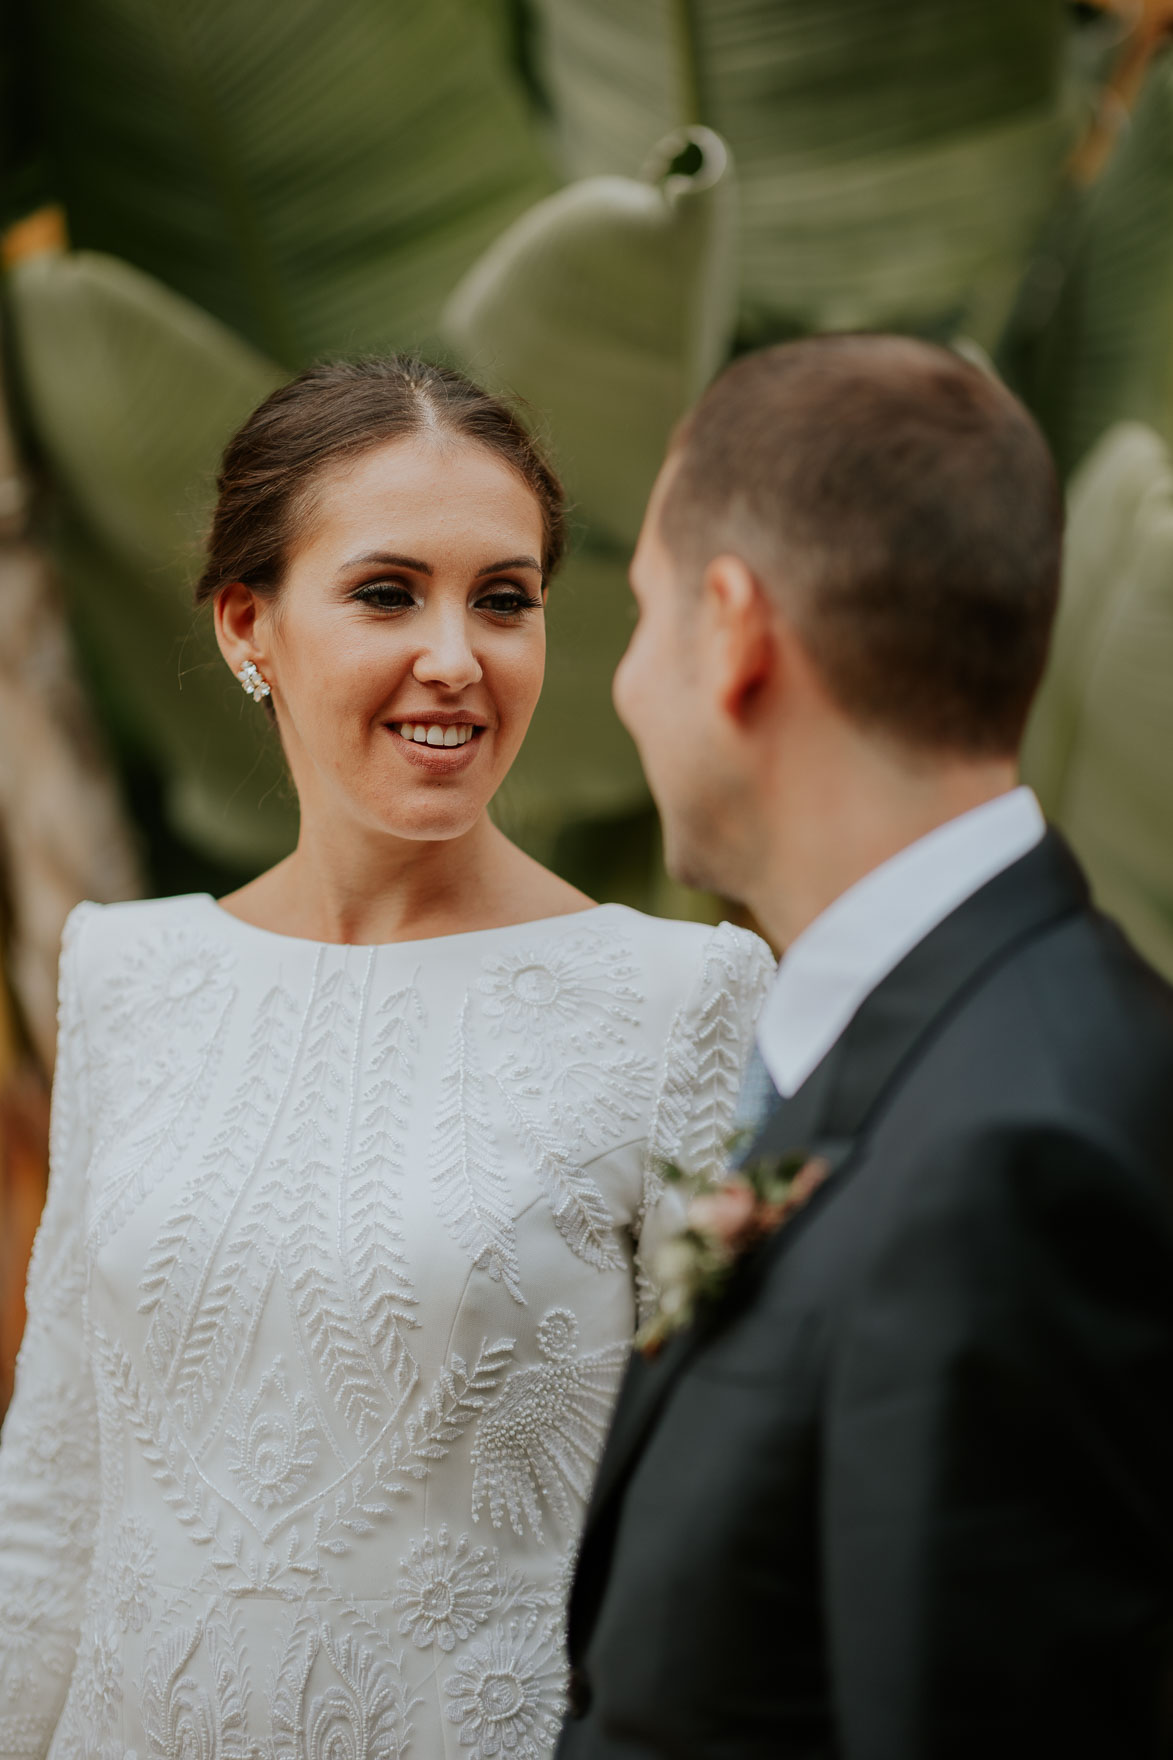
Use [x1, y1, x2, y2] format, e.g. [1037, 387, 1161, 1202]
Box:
[141, 1606, 250, 1760]
[478, 927, 641, 1065]
[393, 1527, 497, 1651]
[224, 1360, 321, 1512]
[271, 1604, 416, 1760]
[107, 925, 234, 1038]
[73, 1619, 124, 1739]
[481, 925, 654, 1274]
[0, 1580, 78, 1704]
[103, 1517, 157, 1634]
[443, 1613, 565, 1759]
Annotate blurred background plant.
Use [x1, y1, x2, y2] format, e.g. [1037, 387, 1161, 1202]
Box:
[2, 0, 1173, 1406]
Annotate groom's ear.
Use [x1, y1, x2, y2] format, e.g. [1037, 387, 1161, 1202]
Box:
[701, 554, 776, 728]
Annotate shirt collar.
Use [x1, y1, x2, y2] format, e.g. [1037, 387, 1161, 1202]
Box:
[756, 786, 1046, 1099]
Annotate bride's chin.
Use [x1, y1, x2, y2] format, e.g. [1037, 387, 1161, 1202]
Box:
[364, 790, 492, 845]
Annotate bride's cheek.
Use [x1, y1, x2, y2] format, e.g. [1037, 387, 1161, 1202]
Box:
[492, 638, 546, 726]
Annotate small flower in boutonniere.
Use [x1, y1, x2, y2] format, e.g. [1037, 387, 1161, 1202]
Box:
[635, 1145, 832, 1359]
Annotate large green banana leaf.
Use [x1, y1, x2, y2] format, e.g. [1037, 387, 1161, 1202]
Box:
[1013, 49, 1173, 479]
[6, 248, 296, 867]
[17, 0, 552, 367]
[1023, 422, 1173, 978]
[445, 125, 736, 844]
[530, 0, 1072, 348]
[444, 124, 736, 545]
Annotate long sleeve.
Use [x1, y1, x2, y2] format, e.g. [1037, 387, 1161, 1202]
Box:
[635, 921, 775, 1324]
[0, 905, 99, 1760]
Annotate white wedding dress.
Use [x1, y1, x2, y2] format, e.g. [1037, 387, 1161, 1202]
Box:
[0, 894, 772, 1760]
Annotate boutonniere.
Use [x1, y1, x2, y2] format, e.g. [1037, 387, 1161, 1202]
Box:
[636, 1143, 831, 1359]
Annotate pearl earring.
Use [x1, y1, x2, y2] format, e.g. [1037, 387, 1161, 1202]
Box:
[237, 659, 271, 702]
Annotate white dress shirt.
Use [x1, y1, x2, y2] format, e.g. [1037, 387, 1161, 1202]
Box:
[756, 786, 1047, 1099]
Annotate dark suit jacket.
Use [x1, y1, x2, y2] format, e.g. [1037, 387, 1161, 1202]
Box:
[558, 832, 1173, 1760]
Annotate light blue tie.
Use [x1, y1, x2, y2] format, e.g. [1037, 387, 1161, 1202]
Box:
[732, 1039, 779, 1137]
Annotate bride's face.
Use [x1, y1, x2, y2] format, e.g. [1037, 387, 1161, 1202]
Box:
[243, 435, 547, 844]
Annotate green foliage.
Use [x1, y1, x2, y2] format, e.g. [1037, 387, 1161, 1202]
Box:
[20, 0, 552, 367]
[6, 249, 296, 867]
[530, 0, 1073, 347]
[445, 125, 736, 545]
[1023, 422, 1173, 978]
[7, 0, 1152, 926]
[1012, 48, 1173, 478]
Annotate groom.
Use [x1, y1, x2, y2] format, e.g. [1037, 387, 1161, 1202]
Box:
[557, 336, 1173, 1758]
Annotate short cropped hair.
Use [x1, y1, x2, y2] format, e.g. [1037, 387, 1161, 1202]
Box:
[659, 335, 1063, 757]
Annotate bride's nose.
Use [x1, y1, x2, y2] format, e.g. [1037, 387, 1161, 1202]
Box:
[411, 602, 484, 691]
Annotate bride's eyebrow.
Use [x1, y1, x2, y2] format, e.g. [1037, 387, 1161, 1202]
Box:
[342, 551, 433, 573]
[339, 553, 541, 576]
[476, 557, 542, 577]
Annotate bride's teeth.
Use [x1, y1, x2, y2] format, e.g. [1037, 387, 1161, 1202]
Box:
[394, 721, 476, 746]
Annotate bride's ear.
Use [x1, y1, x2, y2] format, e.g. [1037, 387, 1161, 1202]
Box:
[214, 580, 268, 677]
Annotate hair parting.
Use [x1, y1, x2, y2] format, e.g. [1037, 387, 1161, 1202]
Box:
[195, 356, 566, 611]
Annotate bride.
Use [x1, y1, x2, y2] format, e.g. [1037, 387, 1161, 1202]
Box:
[0, 357, 772, 1760]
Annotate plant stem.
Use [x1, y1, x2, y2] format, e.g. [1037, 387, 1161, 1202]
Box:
[670, 0, 704, 127]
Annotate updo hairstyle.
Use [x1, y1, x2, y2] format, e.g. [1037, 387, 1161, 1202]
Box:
[195, 356, 566, 609]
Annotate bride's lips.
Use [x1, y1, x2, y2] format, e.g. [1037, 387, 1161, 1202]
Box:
[384, 720, 487, 774]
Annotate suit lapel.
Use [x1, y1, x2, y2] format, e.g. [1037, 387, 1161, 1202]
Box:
[576, 832, 1090, 1585]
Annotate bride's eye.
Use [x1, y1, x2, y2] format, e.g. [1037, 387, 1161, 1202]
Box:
[352, 581, 416, 612]
[476, 585, 543, 619]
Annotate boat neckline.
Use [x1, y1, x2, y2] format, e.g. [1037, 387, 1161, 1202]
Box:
[194, 892, 616, 952]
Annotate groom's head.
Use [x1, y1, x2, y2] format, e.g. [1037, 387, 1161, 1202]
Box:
[615, 334, 1063, 909]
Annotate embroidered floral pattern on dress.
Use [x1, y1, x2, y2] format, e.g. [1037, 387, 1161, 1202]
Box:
[478, 927, 659, 1274]
[104, 1518, 157, 1633]
[471, 1309, 628, 1540]
[0, 897, 773, 1760]
[478, 929, 641, 1062]
[0, 1373, 98, 1486]
[0, 1580, 78, 1704]
[74, 1620, 124, 1736]
[271, 1606, 416, 1760]
[141, 1607, 251, 1760]
[393, 1527, 497, 1651]
[107, 923, 234, 1037]
[443, 1614, 565, 1759]
[225, 1361, 320, 1511]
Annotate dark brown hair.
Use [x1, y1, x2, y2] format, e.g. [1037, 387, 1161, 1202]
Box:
[195, 356, 566, 607]
[660, 334, 1063, 757]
